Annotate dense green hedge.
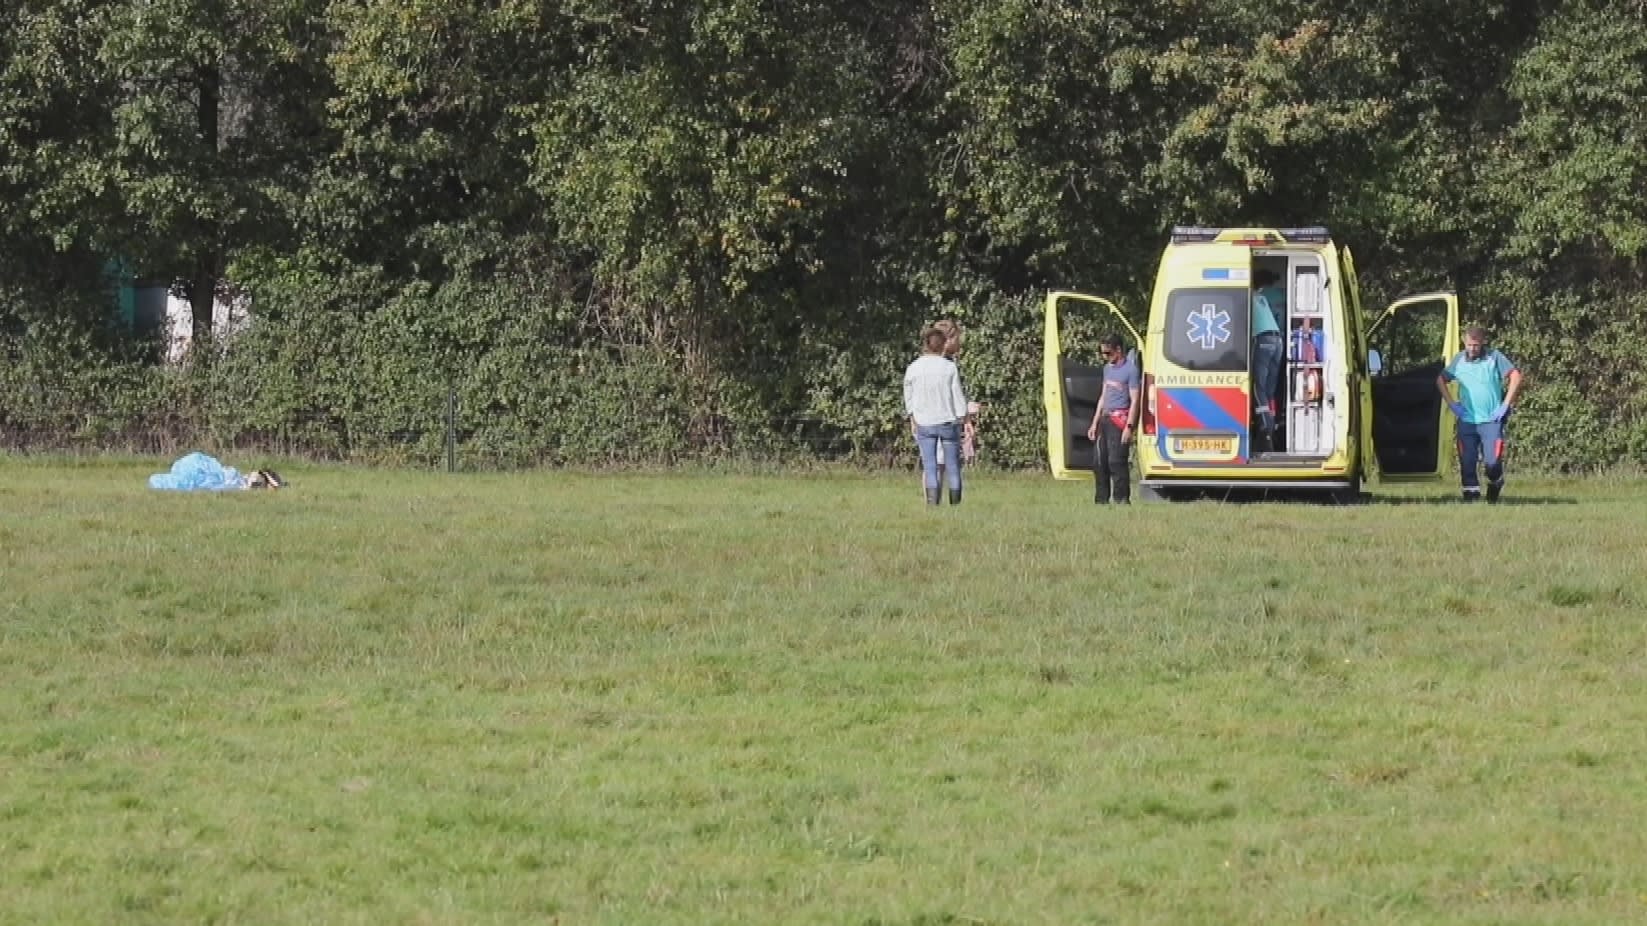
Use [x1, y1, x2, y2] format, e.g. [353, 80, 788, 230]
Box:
[13, 275, 1637, 473]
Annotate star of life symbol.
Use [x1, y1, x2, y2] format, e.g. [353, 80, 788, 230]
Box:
[1187, 304, 1232, 350]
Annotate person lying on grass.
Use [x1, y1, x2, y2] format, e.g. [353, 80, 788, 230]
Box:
[148, 452, 285, 492]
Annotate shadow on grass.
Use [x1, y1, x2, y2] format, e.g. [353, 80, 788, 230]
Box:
[1148, 488, 1580, 506]
[1365, 493, 1579, 506]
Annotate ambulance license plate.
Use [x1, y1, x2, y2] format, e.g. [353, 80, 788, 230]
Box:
[1172, 436, 1235, 456]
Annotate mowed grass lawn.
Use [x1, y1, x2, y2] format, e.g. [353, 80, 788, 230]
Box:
[3, 456, 1646, 925]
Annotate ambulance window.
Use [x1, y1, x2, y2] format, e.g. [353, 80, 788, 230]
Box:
[1368, 306, 1449, 379]
[1164, 288, 1250, 372]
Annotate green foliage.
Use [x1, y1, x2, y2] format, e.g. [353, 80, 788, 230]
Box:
[316, 0, 564, 278]
[189, 256, 722, 466]
[933, 292, 1049, 469]
[1471, 275, 1647, 470]
[1470, 1, 1647, 469]
[0, 319, 174, 450]
[1496, 2, 1647, 264]
[3, 0, 1647, 470]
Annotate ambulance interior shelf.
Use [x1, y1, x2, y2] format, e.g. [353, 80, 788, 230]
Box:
[1288, 321, 1325, 405]
[1283, 280, 1328, 454]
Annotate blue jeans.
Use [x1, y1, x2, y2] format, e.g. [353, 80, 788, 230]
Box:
[1457, 419, 1506, 492]
[915, 422, 963, 491]
[1252, 333, 1283, 433]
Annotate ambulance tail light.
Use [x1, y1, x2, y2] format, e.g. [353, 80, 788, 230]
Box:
[1142, 373, 1157, 435]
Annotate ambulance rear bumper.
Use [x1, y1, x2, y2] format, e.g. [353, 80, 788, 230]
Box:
[1141, 478, 1355, 491]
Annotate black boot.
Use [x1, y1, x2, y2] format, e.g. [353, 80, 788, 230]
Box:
[948, 488, 962, 506]
[925, 488, 941, 506]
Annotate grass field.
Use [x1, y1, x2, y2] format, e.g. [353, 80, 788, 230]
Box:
[3, 456, 1646, 924]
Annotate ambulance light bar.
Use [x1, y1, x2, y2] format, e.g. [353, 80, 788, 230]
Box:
[1168, 225, 1333, 245]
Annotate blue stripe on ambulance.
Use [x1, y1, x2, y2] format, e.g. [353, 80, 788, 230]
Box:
[1157, 388, 1250, 463]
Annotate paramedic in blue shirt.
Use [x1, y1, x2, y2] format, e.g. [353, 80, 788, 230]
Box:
[1084, 333, 1141, 505]
[1256, 268, 1287, 321]
[1250, 271, 1284, 451]
[1437, 326, 1523, 503]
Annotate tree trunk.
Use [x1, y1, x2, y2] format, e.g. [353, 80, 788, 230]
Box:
[188, 63, 222, 348]
[186, 259, 219, 350]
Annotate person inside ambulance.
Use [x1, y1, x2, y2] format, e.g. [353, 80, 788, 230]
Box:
[1256, 267, 1287, 320]
[1249, 270, 1285, 452]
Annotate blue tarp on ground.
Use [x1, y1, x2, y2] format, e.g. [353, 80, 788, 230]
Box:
[148, 452, 246, 491]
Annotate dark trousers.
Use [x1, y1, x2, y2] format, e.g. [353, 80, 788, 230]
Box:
[1457, 420, 1506, 492]
[1252, 332, 1284, 435]
[1094, 416, 1131, 503]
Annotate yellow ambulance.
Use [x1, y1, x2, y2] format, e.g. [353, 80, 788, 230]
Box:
[1044, 226, 1460, 501]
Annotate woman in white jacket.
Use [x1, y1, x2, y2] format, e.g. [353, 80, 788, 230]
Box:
[904, 326, 972, 506]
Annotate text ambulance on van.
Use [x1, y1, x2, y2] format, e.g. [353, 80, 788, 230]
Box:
[1044, 226, 1461, 502]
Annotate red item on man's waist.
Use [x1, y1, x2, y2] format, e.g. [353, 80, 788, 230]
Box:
[1107, 410, 1130, 428]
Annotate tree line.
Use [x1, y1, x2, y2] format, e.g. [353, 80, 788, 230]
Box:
[3, 0, 1644, 468]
